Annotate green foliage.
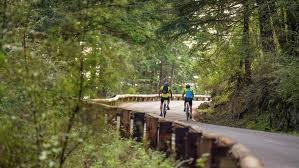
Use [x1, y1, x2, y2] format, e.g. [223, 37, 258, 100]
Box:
[246, 112, 272, 131]
[0, 0, 192, 167]
[158, 0, 299, 132]
[0, 0, 298, 167]
[196, 153, 210, 168]
[276, 59, 299, 108]
[66, 129, 174, 168]
[127, 87, 137, 94]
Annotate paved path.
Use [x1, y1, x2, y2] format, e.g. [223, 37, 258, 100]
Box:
[120, 101, 299, 168]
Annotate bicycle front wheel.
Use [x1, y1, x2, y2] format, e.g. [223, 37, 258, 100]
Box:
[163, 103, 167, 118]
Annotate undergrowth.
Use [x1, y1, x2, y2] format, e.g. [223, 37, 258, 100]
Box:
[65, 128, 175, 168]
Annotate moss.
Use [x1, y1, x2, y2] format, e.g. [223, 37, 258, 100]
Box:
[213, 94, 229, 106]
[197, 108, 213, 113]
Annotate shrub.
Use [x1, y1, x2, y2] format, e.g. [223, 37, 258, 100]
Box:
[65, 129, 174, 168]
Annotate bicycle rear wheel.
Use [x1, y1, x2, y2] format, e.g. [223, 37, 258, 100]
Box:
[186, 103, 190, 121]
[163, 103, 167, 118]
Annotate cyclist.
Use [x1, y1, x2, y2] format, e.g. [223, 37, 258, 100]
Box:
[182, 84, 194, 119]
[159, 82, 173, 116]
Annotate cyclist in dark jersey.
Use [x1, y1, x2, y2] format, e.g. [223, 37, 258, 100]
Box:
[159, 82, 173, 116]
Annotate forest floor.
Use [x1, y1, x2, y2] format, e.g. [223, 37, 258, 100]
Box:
[194, 106, 299, 136]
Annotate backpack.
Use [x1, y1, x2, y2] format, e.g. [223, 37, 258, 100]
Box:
[162, 86, 169, 94]
[185, 88, 193, 98]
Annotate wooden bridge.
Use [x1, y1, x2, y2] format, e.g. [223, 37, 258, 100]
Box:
[87, 94, 299, 168]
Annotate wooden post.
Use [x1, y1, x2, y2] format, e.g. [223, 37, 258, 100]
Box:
[95, 105, 106, 128]
[146, 115, 159, 149]
[82, 103, 106, 130]
[175, 127, 189, 160]
[212, 136, 237, 168]
[240, 155, 263, 168]
[186, 131, 202, 168]
[120, 109, 131, 138]
[199, 133, 218, 168]
[158, 120, 172, 157]
[132, 112, 145, 142]
[106, 107, 117, 125]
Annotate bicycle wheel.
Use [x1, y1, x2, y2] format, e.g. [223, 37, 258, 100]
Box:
[186, 103, 189, 121]
[163, 102, 167, 118]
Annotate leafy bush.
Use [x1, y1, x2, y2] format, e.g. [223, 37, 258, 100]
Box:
[127, 87, 137, 94]
[65, 129, 174, 168]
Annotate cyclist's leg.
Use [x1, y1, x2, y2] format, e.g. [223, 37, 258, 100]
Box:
[189, 99, 193, 118]
[184, 97, 187, 111]
[167, 97, 170, 109]
[160, 97, 164, 115]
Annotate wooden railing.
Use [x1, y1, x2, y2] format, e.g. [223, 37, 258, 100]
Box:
[89, 94, 212, 106]
[87, 95, 262, 168]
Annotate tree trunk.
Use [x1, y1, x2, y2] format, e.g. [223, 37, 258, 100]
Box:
[269, 0, 288, 52]
[59, 43, 84, 168]
[257, 0, 275, 52]
[296, 112, 299, 130]
[22, 31, 29, 74]
[236, 60, 243, 91]
[243, 0, 251, 84]
[286, 0, 299, 56]
[170, 61, 175, 86]
[0, 0, 7, 47]
[158, 55, 164, 89]
[89, 57, 97, 98]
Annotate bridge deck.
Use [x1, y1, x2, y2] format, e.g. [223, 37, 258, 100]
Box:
[120, 101, 299, 168]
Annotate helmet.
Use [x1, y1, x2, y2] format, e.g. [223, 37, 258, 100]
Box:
[164, 81, 169, 86]
[186, 84, 190, 88]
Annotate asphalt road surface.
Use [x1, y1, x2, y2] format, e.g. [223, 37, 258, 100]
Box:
[120, 101, 299, 168]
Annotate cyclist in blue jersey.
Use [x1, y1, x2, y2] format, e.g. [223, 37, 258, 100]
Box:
[182, 84, 194, 118]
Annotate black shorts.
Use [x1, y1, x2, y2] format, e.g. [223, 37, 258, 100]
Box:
[185, 97, 193, 106]
[161, 97, 169, 103]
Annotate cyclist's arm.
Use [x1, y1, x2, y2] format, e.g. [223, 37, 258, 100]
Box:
[159, 86, 163, 96]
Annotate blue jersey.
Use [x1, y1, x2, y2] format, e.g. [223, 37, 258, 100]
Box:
[183, 88, 193, 98]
